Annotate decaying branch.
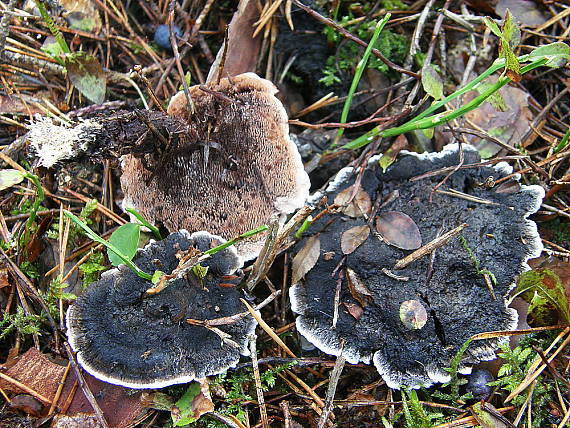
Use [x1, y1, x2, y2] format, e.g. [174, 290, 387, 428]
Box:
[23, 110, 195, 168]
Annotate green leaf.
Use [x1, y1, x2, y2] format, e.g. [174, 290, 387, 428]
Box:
[107, 223, 140, 267]
[64, 52, 106, 104]
[483, 17, 502, 38]
[514, 268, 570, 324]
[125, 207, 161, 240]
[151, 270, 164, 284]
[191, 264, 209, 280]
[171, 381, 213, 426]
[41, 36, 65, 59]
[502, 10, 521, 48]
[0, 169, 25, 191]
[503, 40, 521, 74]
[529, 42, 570, 68]
[64, 210, 152, 280]
[421, 64, 443, 100]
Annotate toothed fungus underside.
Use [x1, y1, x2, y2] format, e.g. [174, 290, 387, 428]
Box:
[121, 73, 310, 260]
[290, 144, 544, 389]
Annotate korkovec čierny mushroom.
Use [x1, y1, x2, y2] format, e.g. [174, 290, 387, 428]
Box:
[121, 72, 310, 260]
[67, 230, 257, 389]
[290, 143, 544, 389]
[25, 72, 310, 261]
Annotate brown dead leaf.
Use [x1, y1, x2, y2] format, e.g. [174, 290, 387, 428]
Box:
[495, 180, 521, 194]
[0, 348, 146, 428]
[192, 379, 215, 420]
[346, 267, 373, 307]
[376, 211, 422, 250]
[0, 348, 65, 400]
[0, 95, 44, 116]
[464, 84, 533, 158]
[291, 235, 320, 284]
[495, 0, 547, 27]
[207, 0, 261, 83]
[334, 186, 372, 218]
[343, 302, 364, 320]
[8, 394, 44, 417]
[0, 268, 10, 288]
[340, 225, 370, 255]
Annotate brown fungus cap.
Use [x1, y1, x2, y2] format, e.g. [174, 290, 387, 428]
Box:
[291, 144, 544, 389]
[67, 230, 256, 389]
[121, 73, 310, 260]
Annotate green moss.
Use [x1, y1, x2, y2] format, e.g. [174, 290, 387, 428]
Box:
[320, 26, 409, 86]
[542, 218, 570, 245]
[380, 0, 408, 10]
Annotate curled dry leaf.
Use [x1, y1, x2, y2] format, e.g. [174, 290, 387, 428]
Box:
[376, 211, 422, 250]
[291, 235, 320, 284]
[399, 300, 428, 330]
[340, 225, 370, 255]
[343, 302, 364, 320]
[8, 395, 44, 417]
[346, 267, 373, 307]
[495, 180, 521, 194]
[334, 186, 372, 218]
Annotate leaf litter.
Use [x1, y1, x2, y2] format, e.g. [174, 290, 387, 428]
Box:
[0, 0, 569, 426]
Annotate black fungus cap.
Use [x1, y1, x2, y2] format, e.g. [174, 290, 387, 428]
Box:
[291, 144, 544, 389]
[67, 230, 256, 389]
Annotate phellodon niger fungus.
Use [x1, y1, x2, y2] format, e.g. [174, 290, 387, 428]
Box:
[290, 144, 544, 389]
[122, 73, 310, 260]
[67, 230, 257, 389]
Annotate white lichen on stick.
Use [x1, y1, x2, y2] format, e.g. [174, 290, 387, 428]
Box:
[26, 117, 101, 168]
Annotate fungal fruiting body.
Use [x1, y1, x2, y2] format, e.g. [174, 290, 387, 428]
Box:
[67, 231, 257, 389]
[121, 73, 310, 260]
[290, 144, 544, 389]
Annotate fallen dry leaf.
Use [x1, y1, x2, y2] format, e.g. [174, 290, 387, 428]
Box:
[495, 0, 547, 27]
[376, 211, 422, 250]
[464, 84, 533, 158]
[8, 394, 44, 417]
[346, 267, 373, 307]
[400, 300, 428, 330]
[171, 378, 214, 426]
[495, 180, 521, 194]
[291, 235, 320, 284]
[343, 302, 364, 320]
[207, 0, 261, 82]
[340, 225, 370, 255]
[334, 186, 372, 218]
[0, 348, 147, 428]
[0, 268, 10, 288]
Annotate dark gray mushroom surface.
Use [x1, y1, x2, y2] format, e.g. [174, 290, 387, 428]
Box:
[67, 230, 256, 389]
[291, 144, 544, 389]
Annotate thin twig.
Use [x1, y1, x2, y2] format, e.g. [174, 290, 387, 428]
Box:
[394, 223, 468, 270]
[317, 349, 346, 428]
[249, 334, 269, 428]
[64, 341, 109, 428]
